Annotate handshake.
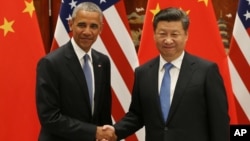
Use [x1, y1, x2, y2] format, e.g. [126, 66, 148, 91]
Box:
[96, 125, 117, 141]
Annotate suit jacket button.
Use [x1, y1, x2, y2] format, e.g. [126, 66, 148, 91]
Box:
[164, 127, 168, 131]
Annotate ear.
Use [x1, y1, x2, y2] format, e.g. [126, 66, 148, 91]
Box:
[68, 19, 73, 31]
[185, 31, 189, 41]
[153, 32, 157, 41]
[99, 23, 104, 34]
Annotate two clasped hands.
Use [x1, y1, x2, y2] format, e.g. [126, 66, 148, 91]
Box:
[96, 125, 117, 141]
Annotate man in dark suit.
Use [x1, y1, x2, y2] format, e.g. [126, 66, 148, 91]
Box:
[36, 2, 116, 141]
[103, 7, 230, 141]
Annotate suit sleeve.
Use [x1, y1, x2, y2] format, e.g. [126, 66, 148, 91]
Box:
[205, 63, 230, 141]
[99, 56, 112, 125]
[114, 67, 144, 140]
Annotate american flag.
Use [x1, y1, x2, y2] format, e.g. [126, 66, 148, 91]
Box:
[228, 0, 250, 124]
[51, 0, 144, 140]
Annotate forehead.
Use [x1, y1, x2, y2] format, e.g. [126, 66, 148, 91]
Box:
[74, 10, 101, 23]
[156, 21, 182, 28]
[156, 21, 183, 31]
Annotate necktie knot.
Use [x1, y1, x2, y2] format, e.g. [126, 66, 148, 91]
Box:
[84, 54, 90, 63]
[164, 63, 173, 72]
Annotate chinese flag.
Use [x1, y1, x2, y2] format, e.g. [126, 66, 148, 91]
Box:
[0, 0, 44, 140]
[138, 0, 238, 124]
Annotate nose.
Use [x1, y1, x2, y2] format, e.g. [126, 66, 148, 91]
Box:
[163, 37, 173, 44]
[82, 27, 92, 35]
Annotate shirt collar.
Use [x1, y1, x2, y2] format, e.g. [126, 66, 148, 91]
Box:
[159, 51, 185, 71]
[71, 38, 93, 63]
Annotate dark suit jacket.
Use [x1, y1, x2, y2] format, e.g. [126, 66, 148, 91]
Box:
[36, 41, 112, 141]
[114, 52, 230, 141]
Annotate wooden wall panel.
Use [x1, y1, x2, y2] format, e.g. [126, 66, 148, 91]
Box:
[212, 0, 239, 52]
[51, 0, 61, 41]
[34, 0, 61, 53]
[34, 0, 50, 53]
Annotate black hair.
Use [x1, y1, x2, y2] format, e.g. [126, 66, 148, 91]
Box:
[153, 7, 189, 31]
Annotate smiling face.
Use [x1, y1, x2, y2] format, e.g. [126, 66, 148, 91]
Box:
[69, 10, 103, 52]
[154, 20, 188, 62]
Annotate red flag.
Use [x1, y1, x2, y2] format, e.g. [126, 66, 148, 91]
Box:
[0, 0, 45, 140]
[50, 0, 143, 140]
[228, 0, 250, 124]
[138, 0, 238, 124]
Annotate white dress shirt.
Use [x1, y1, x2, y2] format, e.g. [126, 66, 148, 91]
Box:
[158, 51, 184, 104]
[71, 38, 95, 113]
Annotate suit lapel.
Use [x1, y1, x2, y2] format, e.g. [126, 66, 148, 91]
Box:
[146, 57, 166, 123]
[91, 50, 103, 115]
[167, 53, 196, 123]
[64, 42, 92, 111]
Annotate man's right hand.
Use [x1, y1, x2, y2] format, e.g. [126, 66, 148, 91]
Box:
[96, 125, 117, 141]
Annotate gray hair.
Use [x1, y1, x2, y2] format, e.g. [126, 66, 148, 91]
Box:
[71, 2, 103, 21]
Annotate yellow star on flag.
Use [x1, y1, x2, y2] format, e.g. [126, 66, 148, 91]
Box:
[0, 18, 15, 36]
[23, 0, 35, 17]
[180, 8, 191, 15]
[198, 0, 209, 7]
[150, 3, 161, 17]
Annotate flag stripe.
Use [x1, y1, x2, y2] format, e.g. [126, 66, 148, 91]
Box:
[93, 36, 132, 114]
[111, 89, 139, 141]
[54, 17, 70, 46]
[229, 0, 250, 123]
[229, 38, 250, 92]
[228, 59, 250, 120]
[104, 5, 139, 70]
[92, 37, 143, 140]
[101, 15, 134, 92]
[234, 97, 250, 123]
[93, 37, 140, 141]
[232, 15, 250, 64]
[111, 89, 127, 121]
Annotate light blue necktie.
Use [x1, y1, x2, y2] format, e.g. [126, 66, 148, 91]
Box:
[83, 54, 93, 107]
[160, 63, 173, 122]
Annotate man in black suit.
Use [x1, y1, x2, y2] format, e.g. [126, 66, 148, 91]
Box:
[103, 7, 230, 141]
[36, 2, 116, 141]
